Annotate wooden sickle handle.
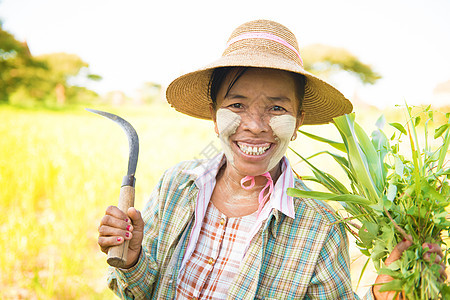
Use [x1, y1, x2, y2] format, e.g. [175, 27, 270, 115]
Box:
[107, 182, 135, 268]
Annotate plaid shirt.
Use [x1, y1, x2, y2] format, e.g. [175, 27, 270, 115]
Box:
[181, 154, 296, 273]
[177, 202, 257, 299]
[108, 156, 374, 299]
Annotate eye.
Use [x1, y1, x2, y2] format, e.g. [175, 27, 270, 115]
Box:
[228, 103, 243, 109]
[272, 105, 287, 112]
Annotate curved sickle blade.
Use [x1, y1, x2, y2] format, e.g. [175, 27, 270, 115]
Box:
[86, 108, 139, 177]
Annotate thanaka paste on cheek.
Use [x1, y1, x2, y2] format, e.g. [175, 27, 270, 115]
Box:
[216, 108, 241, 165]
[267, 115, 297, 171]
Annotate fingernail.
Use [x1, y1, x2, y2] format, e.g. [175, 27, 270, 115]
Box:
[402, 238, 407, 242]
[127, 225, 132, 231]
[125, 218, 129, 223]
[117, 237, 122, 242]
[125, 232, 130, 238]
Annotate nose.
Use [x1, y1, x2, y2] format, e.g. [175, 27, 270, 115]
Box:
[240, 109, 270, 134]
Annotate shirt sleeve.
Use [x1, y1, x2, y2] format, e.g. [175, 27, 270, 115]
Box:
[106, 172, 164, 299]
[306, 221, 359, 299]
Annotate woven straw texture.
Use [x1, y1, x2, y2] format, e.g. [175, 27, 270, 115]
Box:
[166, 20, 352, 125]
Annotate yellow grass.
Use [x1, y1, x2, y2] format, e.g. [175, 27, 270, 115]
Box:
[0, 103, 445, 298]
[0, 104, 215, 299]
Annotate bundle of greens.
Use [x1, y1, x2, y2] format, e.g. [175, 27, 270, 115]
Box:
[288, 105, 450, 299]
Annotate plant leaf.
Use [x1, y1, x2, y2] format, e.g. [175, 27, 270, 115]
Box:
[389, 122, 407, 135]
[386, 183, 397, 201]
[375, 115, 386, 129]
[297, 130, 346, 152]
[437, 122, 450, 170]
[287, 188, 372, 205]
[414, 116, 421, 127]
[379, 267, 399, 277]
[333, 114, 380, 203]
[307, 151, 350, 169]
[434, 124, 449, 139]
[394, 156, 404, 176]
[421, 180, 446, 203]
[289, 147, 348, 194]
[355, 122, 385, 191]
[356, 257, 371, 290]
[363, 221, 379, 236]
[378, 279, 404, 292]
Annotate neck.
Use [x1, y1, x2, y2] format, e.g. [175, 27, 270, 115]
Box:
[218, 159, 282, 192]
[212, 159, 282, 217]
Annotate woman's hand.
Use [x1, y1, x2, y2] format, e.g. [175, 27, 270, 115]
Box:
[98, 206, 145, 269]
[422, 243, 447, 280]
[373, 239, 447, 299]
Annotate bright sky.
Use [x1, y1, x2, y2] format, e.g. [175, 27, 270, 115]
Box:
[1, 0, 449, 108]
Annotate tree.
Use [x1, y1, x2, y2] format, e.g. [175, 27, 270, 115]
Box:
[35, 53, 101, 104]
[0, 24, 46, 103]
[1, 22, 101, 105]
[301, 44, 381, 84]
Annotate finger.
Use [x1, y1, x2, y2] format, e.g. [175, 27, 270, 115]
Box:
[98, 225, 133, 240]
[423, 252, 442, 264]
[422, 243, 444, 265]
[421, 243, 447, 281]
[385, 237, 413, 266]
[105, 205, 129, 220]
[100, 214, 130, 231]
[422, 243, 444, 258]
[98, 236, 126, 254]
[439, 264, 447, 280]
[127, 207, 144, 230]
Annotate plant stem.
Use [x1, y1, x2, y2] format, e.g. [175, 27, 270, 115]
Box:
[384, 207, 414, 243]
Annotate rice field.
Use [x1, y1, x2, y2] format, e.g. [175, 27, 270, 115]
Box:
[0, 103, 444, 299]
[0, 104, 216, 299]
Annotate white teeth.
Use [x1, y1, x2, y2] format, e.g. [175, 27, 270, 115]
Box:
[237, 143, 270, 156]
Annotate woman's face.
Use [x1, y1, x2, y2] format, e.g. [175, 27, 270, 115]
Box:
[213, 68, 304, 177]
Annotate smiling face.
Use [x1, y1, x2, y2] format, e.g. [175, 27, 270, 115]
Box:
[213, 68, 305, 177]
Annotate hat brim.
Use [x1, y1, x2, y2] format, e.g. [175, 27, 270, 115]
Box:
[166, 51, 352, 125]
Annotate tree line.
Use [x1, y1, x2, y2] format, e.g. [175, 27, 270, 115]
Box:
[0, 21, 101, 106]
[1, 20, 380, 107]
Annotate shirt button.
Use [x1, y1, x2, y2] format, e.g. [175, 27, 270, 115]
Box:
[220, 218, 226, 225]
[208, 258, 214, 265]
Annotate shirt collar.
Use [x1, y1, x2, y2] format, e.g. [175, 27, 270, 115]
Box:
[183, 152, 296, 219]
[266, 157, 296, 219]
[183, 153, 226, 186]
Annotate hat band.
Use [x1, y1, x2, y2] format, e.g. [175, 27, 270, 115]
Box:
[226, 32, 303, 65]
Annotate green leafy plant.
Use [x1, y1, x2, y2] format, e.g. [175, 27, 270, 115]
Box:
[287, 105, 450, 299]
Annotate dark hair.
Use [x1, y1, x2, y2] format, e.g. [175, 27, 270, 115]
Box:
[209, 67, 249, 110]
[208, 67, 306, 116]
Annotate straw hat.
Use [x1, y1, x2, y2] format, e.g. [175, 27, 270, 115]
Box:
[166, 19, 353, 125]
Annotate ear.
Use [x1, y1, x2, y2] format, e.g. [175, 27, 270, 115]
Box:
[291, 110, 305, 140]
[210, 104, 219, 136]
[295, 110, 305, 131]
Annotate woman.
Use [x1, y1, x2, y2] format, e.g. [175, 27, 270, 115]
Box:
[98, 20, 445, 299]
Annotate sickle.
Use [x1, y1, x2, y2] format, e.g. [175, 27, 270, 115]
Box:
[86, 108, 139, 268]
